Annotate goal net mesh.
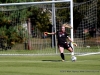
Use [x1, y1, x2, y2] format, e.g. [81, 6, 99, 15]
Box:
[73, 0, 99, 55]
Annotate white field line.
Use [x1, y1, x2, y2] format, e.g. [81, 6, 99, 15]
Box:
[0, 52, 100, 56]
[77, 52, 100, 56]
[0, 54, 59, 56]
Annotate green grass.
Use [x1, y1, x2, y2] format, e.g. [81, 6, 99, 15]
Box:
[0, 46, 100, 54]
[0, 48, 56, 54]
[0, 54, 100, 75]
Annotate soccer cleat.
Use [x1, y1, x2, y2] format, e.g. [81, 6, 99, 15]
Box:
[62, 60, 65, 62]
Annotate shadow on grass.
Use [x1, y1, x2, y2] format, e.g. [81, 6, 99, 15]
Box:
[42, 60, 62, 62]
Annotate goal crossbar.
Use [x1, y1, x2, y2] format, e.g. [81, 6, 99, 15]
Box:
[0, 0, 71, 6]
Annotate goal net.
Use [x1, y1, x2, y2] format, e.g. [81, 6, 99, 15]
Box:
[73, 0, 100, 56]
[0, 0, 99, 55]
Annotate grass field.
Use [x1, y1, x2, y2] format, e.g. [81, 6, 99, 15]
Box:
[0, 54, 100, 75]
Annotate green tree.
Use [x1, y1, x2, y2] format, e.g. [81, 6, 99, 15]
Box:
[0, 0, 33, 46]
[0, 0, 52, 46]
[29, 7, 51, 32]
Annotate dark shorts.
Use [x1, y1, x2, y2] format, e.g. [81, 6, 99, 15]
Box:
[58, 42, 72, 49]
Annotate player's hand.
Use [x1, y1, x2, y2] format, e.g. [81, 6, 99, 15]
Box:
[44, 32, 48, 34]
[72, 42, 77, 46]
[44, 32, 48, 36]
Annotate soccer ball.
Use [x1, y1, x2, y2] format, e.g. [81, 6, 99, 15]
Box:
[71, 56, 77, 61]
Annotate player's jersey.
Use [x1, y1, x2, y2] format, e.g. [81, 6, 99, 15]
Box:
[56, 31, 69, 45]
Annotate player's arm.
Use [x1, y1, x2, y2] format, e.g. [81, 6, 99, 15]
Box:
[67, 36, 77, 46]
[44, 32, 56, 35]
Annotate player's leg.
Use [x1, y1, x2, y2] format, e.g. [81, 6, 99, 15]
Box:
[67, 47, 74, 56]
[64, 43, 74, 56]
[58, 45, 65, 61]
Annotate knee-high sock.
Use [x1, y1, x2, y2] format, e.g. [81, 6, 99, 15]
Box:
[60, 53, 65, 60]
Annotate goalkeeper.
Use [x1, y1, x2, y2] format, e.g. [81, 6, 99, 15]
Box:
[44, 23, 77, 61]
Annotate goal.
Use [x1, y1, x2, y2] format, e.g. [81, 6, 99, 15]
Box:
[0, 0, 99, 56]
[0, 0, 73, 54]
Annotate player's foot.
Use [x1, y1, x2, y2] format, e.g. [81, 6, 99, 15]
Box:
[62, 60, 65, 62]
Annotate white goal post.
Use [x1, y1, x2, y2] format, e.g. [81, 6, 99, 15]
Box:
[0, 0, 72, 6]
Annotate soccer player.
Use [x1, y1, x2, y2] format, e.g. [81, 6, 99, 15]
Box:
[44, 23, 77, 61]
